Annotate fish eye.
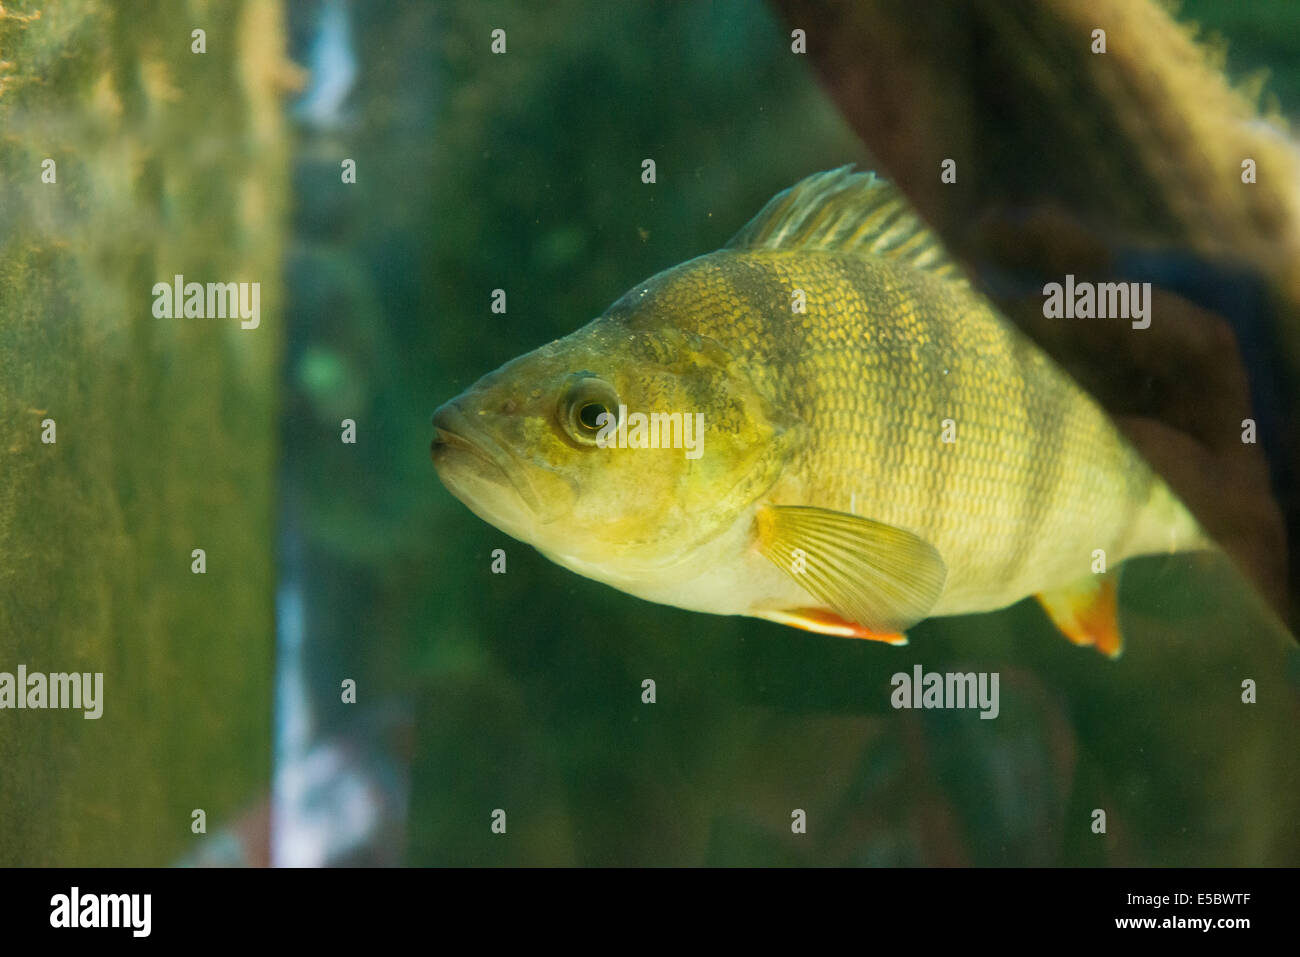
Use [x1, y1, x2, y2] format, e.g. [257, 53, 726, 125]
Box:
[578, 402, 608, 431]
[559, 374, 620, 447]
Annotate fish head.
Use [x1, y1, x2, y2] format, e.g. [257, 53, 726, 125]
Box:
[431, 317, 797, 578]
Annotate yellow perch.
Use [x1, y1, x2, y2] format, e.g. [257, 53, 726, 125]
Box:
[432, 168, 1209, 656]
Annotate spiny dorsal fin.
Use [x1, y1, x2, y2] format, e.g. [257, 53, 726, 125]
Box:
[725, 166, 960, 279]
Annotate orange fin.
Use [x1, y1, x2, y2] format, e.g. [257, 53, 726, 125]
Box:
[755, 607, 909, 645]
[1036, 571, 1123, 659]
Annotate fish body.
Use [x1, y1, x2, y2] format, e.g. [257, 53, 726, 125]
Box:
[432, 169, 1208, 654]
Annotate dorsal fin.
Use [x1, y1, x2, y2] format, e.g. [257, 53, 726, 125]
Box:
[725, 166, 960, 279]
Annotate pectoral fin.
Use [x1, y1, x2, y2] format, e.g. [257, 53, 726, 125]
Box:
[755, 505, 947, 638]
[1036, 571, 1124, 658]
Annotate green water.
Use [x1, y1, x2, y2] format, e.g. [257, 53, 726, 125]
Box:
[2, 0, 1298, 866]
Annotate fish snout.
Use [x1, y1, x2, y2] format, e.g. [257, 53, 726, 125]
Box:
[429, 399, 510, 480]
[429, 398, 536, 507]
[429, 394, 577, 526]
[430, 399, 473, 457]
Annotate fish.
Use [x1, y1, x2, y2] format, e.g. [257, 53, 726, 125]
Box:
[431, 168, 1212, 657]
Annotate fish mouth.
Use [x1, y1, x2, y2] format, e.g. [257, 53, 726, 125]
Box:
[430, 400, 542, 515]
[431, 403, 492, 467]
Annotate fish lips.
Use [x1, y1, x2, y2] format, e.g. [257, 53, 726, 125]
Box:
[430, 400, 555, 524]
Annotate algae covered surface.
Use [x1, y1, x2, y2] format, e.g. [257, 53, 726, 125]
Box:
[0, 0, 286, 864]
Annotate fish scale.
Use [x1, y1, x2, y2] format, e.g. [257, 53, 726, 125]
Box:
[433, 168, 1210, 655]
[609, 233, 1196, 623]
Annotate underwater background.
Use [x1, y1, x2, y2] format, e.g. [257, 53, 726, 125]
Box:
[2, 0, 1299, 866]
